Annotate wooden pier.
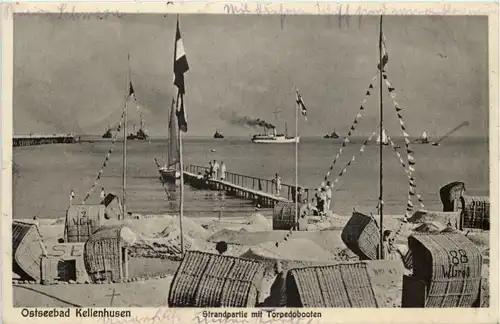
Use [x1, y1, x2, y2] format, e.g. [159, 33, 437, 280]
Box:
[13, 134, 81, 147]
[183, 164, 310, 208]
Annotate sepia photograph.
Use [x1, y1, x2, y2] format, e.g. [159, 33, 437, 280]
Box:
[8, 8, 492, 311]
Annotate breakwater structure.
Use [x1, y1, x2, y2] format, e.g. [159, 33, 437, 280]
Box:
[183, 164, 310, 208]
[13, 133, 81, 147]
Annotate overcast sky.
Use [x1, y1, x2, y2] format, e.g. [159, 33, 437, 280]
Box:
[14, 14, 488, 137]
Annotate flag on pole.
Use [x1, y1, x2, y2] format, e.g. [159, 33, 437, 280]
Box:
[173, 18, 190, 132]
[128, 81, 135, 99]
[377, 31, 389, 71]
[295, 90, 307, 121]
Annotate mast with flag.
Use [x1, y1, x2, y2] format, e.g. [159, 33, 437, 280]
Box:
[378, 15, 388, 260]
[295, 89, 307, 228]
[122, 54, 135, 218]
[173, 16, 190, 257]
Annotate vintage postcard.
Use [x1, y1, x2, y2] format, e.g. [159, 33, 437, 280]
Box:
[1, 2, 498, 324]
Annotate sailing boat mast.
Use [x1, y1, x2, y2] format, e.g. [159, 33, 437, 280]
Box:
[378, 16, 384, 260]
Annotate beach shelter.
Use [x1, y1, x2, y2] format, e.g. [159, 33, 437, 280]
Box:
[12, 220, 46, 281]
[286, 262, 379, 307]
[402, 232, 482, 307]
[64, 204, 105, 243]
[439, 181, 466, 212]
[101, 193, 123, 220]
[168, 251, 266, 307]
[459, 195, 490, 231]
[341, 211, 380, 260]
[83, 224, 136, 283]
[272, 202, 309, 230]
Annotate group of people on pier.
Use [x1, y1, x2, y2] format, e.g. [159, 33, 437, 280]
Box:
[271, 173, 333, 217]
[205, 160, 227, 181]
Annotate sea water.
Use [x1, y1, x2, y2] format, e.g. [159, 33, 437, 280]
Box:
[12, 136, 488, 220]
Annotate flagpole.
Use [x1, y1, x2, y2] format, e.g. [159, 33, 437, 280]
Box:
[122, 54, 131, 219]
[177, 92, 185, 257]
[295, 89, 299, 230]
[378, 15, 384, 260]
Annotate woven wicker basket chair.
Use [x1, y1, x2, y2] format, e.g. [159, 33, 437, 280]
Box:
[168, 251, 266, 307]
[83, 224, 136, 283]
[403, 232, 482, 307]
[341, 211, 379, 260]
[439, 181, 466, 212]
[100, 193, 123, 220]
[12, 221, 46, 281]
[272, 202, 308, 230]
[64, 204, 105, 243]
[286, 262, 379, 307]
[459, 196, 490, 231]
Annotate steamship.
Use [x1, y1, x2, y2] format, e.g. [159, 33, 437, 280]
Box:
[251, 122, 299, 144]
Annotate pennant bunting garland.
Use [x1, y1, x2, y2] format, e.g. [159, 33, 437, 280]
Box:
[330, 132, 377, 190]
[387, 135, 425, 218]
[82, 106, 126, 204]
[321, 75, 378, 187]
[382, 72, 425, 218]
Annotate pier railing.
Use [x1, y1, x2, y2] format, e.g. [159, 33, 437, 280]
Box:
[184, 164, 310, 202]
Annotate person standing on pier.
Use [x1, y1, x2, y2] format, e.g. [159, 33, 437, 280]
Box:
[273, 173, 283, 196]
[208, 161, 213, 179]
[325, 181, 332, 212]
[69, 189, 75, 205]
[220, 161, 227, 181]
[100, 187, 106, 201]
[213, 160, 220, 179]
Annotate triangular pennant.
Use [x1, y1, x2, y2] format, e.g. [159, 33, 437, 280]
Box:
[369, 84, 374, 89]
[388, 87, 395, 92]
[397, 113, 403, 119]
[395, 106, 402, 112]
[350, 125, 355, 131]
[360, 105, 365, 110]
[366, 91, 371, 96]
[356, 112, 362, 118]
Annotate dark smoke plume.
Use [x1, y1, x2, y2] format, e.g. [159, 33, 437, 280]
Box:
[220, 110, 275, 129]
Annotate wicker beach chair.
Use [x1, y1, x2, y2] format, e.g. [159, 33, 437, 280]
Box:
[402, 232, 482, 307]
[459, 196, 490, 231]
[341, 211, 380, 260]
[286, 262, 379, 307]
[168, 251, 266, 307]
[272, 202, 308, 230]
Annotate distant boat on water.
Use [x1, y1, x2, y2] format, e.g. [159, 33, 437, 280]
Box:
[324, 129, 340, 139]
[102, 128, 112, 139]
[415, 130, 430, 144]
[213, 129, 224, 139]
[251, 122, 299, 144]
[376, 128, 389, 146]
[127, 120, 149, 141]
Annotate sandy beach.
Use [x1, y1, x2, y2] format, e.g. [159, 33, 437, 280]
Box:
[12, 210, 490, 308]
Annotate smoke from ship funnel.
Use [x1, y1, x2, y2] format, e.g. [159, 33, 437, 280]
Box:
[219, 111, 276, 129]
